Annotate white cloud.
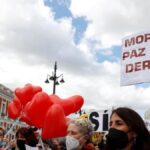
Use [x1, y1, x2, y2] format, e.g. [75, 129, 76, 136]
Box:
[70, 0, 150, 48]
[0, 0, 150, 116]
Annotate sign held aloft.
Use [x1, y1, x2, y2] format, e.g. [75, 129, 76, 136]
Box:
[121, 31, 150, 86]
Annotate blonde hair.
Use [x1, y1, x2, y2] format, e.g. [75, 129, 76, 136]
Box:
[68, 118, 94, 139]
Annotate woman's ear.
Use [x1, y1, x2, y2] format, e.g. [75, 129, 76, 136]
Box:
[131, 131, 137, 140]
[132, 130, 137, 137]
[133, 133, 137, 138]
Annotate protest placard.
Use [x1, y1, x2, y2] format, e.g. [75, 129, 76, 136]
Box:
[121, 31, 150, 85]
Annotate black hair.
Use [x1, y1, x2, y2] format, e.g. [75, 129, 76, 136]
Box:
[110, 107, 150, 150]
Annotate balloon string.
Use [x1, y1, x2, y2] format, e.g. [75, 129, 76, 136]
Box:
[5, 117, 20, 137]
[5, 118, 45, 150]
[38, 129, 45, 150]
[6, 107, 24, 137]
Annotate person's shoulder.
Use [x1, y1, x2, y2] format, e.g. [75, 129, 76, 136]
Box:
[145, 135, 150, 141]
[143, 135, 150, 147]
[147, 136, 150, 142]
[83, 143, 95, 150]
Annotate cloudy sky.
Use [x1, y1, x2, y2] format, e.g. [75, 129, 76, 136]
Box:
[1, 0, 150, 115]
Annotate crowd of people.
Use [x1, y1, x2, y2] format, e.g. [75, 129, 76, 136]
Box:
[0, 107, 150, 150]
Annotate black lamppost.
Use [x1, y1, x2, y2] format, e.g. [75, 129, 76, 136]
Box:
[45, 61, 65, 94]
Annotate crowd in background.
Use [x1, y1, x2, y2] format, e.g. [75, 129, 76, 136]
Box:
[0, 107, 150, 150]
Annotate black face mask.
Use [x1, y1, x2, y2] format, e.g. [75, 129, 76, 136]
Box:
[106, 128, 129, 150]
[17, 139, 26, 150]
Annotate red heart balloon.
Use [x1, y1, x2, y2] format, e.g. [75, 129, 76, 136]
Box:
[49, 95, 84, 116]
[49, 94, 61, 104]
[61, 95, 84, 116]
[21, 112, 33, 126]
[15, 84, 42, 106]
[13, 97, 22, 110]
[24, 92, 53, 128]
[7, 97, 22, 119]
[70, 95, 84, 112]
[49, 94, 75, 116]
[42, 104, 68, 139]
[32, 85, 42, 94]
[7, 103, 20, 119]
[60, 99, 76, 116]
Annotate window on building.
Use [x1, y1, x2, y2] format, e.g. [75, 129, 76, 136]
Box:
[1, 101, 6, 116]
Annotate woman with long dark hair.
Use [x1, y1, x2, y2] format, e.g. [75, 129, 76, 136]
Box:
[105, 107, 150, 150]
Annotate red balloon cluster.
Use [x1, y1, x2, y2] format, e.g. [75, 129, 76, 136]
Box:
[7, 84, 84, 139]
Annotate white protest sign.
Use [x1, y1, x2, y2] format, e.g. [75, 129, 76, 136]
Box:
[121, 31, 150, 86]
[87, 109, 111, 132]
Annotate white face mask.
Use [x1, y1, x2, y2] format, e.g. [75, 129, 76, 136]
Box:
[66, 136, 80, 150]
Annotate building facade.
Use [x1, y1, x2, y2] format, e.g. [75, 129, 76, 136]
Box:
[0, 84, 26, 139]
